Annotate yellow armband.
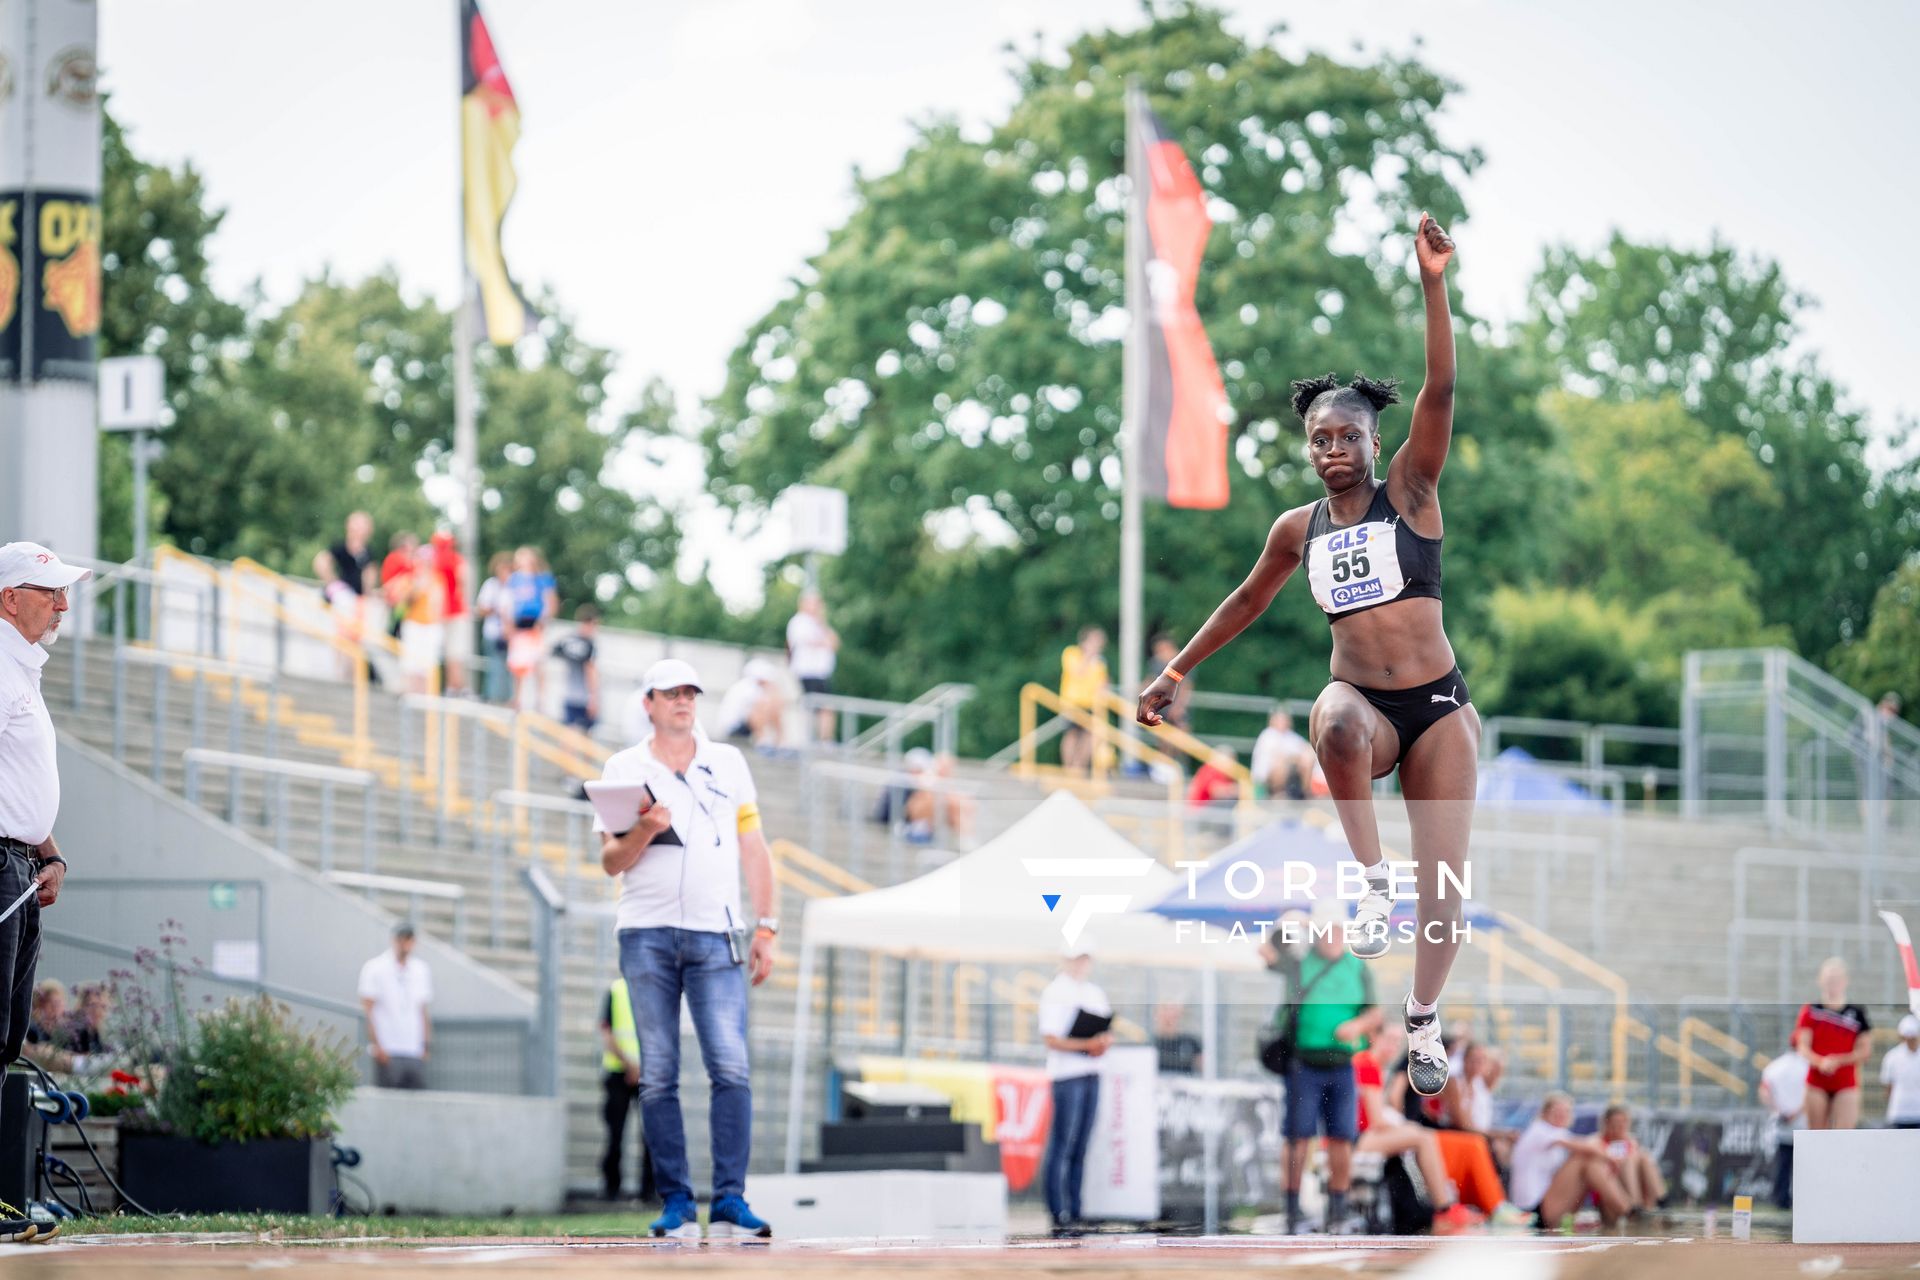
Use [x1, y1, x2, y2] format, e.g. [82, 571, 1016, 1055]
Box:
[736, 802, 762, 834]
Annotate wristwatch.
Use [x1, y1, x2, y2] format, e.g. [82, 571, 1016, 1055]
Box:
[755, 917, 780, 937]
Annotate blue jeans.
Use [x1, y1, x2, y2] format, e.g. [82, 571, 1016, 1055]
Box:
[1283, 1060, 1358, 1142]
[1043, 1073, 1100, 1223]
[618, 928, 751, 1203]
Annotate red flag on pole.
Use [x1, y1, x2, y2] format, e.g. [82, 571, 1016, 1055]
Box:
[1129, 101, 1230, 509]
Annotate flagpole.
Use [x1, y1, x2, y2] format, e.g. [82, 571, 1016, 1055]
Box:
[453, 0, 481, 611]
[1119, 79, 1146, 712]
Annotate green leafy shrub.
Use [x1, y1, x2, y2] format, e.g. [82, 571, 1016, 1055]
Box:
[152, 996, 358, 1144]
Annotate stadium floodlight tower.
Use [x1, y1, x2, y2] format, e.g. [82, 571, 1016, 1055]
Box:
[0, 0, 101, 560]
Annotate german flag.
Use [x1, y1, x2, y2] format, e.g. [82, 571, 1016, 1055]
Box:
[462, 0, 534, 345]
[1130, 98, 1230, 509]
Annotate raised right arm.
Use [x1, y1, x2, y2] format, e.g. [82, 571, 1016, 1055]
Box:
[1137, 504, 1311, 726]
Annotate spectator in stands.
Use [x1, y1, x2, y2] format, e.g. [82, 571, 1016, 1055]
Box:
[1353, 1021, 1483, 1229]
[1508, 1093, 1631, 1227]
[1153, 1003, 1202, 1076]
[1794, 956, 1873, 1130]
[1148, 636, 1193, 732]
[596, 657, 780, 1239]
[1038, 938, 1111, 1236]
[505, 547, 558, 712]
[430, 530, 471, 695]
[1600, 1103, 1666, 1213]
[1186, 746, 1241, 808]
[1882, 1014, 1920, 1129]
[1251, 708, 1315, 801]
[66, 982, 112, 1057]
[1058, 626, 1109, 772]
[553, 606, 602, 732]
[1266, 897, 1379, 1233]
[901, 748, 976, 847]
[1758, 1042, 1809, 1208]
[379, 531, 419, 641]
[399, 541, 448, 695]
[315, 512, 376, 674]
[474, 552, 515, 704]
[598, 975, 657, 1203]
[1462, 1043, 1514, 1167]
[786, 591, 840, 744]
[719, 658, 786, 750]
[358, 922, 433, 1090]
[23, 979, 73, 1072]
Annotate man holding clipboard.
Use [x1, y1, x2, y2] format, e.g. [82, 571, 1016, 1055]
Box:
[591, 658, 779, 1240]
[1037, 938, 1113, 1235]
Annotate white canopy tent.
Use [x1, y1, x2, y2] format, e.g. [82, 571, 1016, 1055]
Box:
[782, 790, 1264, 1231]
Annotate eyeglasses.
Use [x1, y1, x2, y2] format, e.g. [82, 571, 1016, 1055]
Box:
[650, 686, 699, 703]
[7, 584, 67, 604]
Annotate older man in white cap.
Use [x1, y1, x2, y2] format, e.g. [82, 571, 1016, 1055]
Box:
[596, 657, 778, 1240]
[0, 544, 84, 1073]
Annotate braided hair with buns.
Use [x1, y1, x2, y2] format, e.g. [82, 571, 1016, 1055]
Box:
[1289, 371, 1402, 428]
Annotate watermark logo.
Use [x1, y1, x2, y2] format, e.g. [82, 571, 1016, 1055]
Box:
[1022, 856, 1157, 947]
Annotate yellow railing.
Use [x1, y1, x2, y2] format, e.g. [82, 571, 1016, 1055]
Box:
[1675, 1016, 1752, 1103]
[1017, 682, 1186, 861]
[1484, 932, 1564, 1073]
[1490, 907, 1632, 1098]
[1092, 687, 1256, 814]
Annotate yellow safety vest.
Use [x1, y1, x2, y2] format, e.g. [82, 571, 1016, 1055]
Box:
[603, 978, 639, 1074]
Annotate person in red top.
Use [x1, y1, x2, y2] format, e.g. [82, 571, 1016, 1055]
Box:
[1353, 1023, 1481, 1230]
[430, 530, 470, 694]
[1185, 748, 1241, 808]
[1794, 956, 1873, 1130]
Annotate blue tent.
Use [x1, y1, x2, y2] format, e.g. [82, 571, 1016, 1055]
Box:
[1146, 815, 1501, 930]
[1476, 746, 1613, 812]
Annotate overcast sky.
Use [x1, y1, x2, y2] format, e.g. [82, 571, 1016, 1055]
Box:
[97, 0, 1918, 594]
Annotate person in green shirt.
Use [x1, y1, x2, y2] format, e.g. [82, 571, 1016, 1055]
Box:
[1262, 902, 1382, 1233]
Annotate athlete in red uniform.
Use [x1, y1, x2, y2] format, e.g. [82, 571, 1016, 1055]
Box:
[1793, 956, 1873, 1130]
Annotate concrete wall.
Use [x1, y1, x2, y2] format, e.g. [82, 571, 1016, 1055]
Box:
[48, 737, 532, 1022]
[335, 1088, 566, 1215]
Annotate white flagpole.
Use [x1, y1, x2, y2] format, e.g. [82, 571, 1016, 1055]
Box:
[453, 1, 482, 614]
[1119, 80, 1147, 710]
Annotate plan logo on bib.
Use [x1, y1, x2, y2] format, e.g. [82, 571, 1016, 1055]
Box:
[1023, 855, 1159, 947]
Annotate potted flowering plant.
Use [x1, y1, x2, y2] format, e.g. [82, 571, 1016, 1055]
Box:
[109, 926, 359, 1214]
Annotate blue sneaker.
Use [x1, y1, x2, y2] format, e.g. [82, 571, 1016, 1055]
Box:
[707, 1195, 772, 1240]
[649, 1197, 701, 1239]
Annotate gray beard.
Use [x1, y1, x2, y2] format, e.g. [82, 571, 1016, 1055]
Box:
[38, 622, 59, 647]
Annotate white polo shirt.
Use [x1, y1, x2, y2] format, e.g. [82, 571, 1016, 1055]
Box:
[0, 622, 58, 846]
[357, 949, 433, 1060]
[594, 734, 760, 934]
[1037, 973, 1110, 1081]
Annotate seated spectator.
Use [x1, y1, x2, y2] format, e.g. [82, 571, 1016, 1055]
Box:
[23, 979, 74, 1072]
[902, 749, 976, 847]
[1250, 709, 1314, 800]
[1463, 1043, 1514, 1167]
[67, 982, 113, 1057]
[1600, 1104, 1666, 1213]
[718, 658, 786, 749]
[1153, 1004, 1203, 1076]
[1186, 747, 1240, 808]
[1508, 1093, 1631, 1227]
[1376, 1030, 1525, 1223]
[1353, 1022, 1480, 1230]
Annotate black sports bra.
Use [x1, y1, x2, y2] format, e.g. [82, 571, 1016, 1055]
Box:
[1301, 480, 1443, 623]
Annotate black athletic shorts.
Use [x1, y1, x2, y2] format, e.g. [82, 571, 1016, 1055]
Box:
[1346, 665, 1471, 766]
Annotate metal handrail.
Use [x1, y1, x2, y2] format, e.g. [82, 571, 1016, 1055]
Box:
[1093, 686, 1256, 810]
[183, 748, 377, 877]
[323, 870, 468, 947]
[117, 645, 275, 681]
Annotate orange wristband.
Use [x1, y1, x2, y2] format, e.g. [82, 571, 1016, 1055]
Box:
[1163, 666, 1185, 684]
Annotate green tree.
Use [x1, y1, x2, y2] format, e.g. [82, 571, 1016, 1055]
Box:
[1839, 559, 1920, 713]
[98, 107, 249, 562]
[689, 4, 1555, 749]
[1524, 233, 1920, 659]
[1467, 588, 1669, 726]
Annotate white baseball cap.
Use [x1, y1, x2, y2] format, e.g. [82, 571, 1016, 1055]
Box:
[641, 657, 704, 696]
[1900, 1014, 1919, 1039]
[1061, 934, 1096, 960]
[0, 542, 93, 593]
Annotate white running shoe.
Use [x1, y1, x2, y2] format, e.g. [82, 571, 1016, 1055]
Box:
[1405, 997, 1450, 1097]
[1348, 881, 1393, 959]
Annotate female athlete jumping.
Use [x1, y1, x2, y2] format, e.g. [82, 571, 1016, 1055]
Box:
[1137, 214, 1474, 1096]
